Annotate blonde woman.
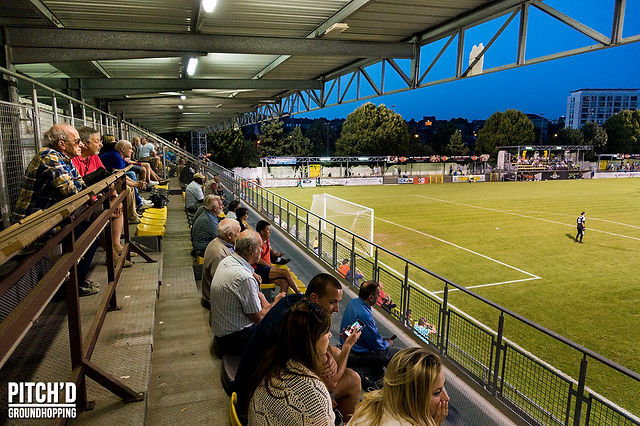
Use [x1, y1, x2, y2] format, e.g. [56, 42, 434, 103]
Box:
[349, 348, 449, 426]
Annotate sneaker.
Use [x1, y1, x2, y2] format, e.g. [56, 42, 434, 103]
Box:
[148, 180, 159, 187]
[79, 282, 99, 297]
[139, 199, 154, 209]
[158, 179, 170, 185]
[274, 257, 291, 265]
[129, 216, 141, 224]
[122, 258, 133, 268]
[85, 279, 100, 288]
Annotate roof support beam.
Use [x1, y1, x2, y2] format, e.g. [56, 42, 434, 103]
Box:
[36, 78, 323, 91]
[11, 47, 207, 64]
[7, 28, 413, 58]
[530, 0, 610, 45]
[24, 0, 64, 28]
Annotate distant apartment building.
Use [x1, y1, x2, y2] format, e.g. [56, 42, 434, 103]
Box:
[565, 89, 638, 129]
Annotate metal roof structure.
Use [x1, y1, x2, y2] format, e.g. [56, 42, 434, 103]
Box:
[1, 0, 637, 133]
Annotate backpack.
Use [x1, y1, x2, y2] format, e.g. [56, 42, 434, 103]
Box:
[150, 193, 169, 208]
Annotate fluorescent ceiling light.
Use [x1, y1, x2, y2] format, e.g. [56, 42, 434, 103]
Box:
[178, 105, 184, 109]
[180, 95, 186, 100]
[186, 57, 198, 76]
[202, 0, 217, 13]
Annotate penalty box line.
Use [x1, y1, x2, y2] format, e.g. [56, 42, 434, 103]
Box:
[375, 216, 540, 281]
[415, 195, 640, 242]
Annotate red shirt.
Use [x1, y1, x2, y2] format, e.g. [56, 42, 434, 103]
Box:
[260, 239, 271, 265]
[72, 155, 105, 177]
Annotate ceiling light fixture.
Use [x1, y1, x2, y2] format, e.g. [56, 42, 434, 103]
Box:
[180, 95, 186, 100]
[324, 22, 349, 37]
[178, 105, 184, 109]
[202, 0, 217, 13]
[186, 57, 198, 76]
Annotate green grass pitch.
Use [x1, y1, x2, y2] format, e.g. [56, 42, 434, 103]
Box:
[272, 178, 640, 415]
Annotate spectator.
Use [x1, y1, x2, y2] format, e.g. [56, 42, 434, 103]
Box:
[376, 281, 396, 311]
[124, 138, 166, 187]
[340, 281, 400, 375]
[349, 348, 449, 426]
[415, 317, 437, 343]
[179, 161, 195, 189]
[201, 218, 241, 310]
[338, 259, 364, 286]
[225, 199, 240, 220]
[99, 140, 153, 211]
[247, 301, 335, 425]
[235, 207, 249, 232]
[210, 230, 285, 355]
[185, 173, 205, 213]
[71, 127, 130, 268]
[236, 274, 362, 422]
[13, 124, 99, 296]
[254, 220, 300, 294]
[175, 158, 186, 181]
[137, 137, 160, 172]
[193, 194, 223, 223]
[191, 195, 223, 257]
[100, 134, 116, 153]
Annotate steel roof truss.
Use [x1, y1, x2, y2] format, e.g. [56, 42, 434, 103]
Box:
[530, 0, 610, 45]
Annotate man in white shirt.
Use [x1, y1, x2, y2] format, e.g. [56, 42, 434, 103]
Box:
[137, 137, 160, 172]
[210, 230, 285, 355]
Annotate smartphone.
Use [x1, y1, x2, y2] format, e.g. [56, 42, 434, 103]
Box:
[341, 320, 364, 339]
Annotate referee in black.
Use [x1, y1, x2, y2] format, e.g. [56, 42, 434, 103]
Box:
[575, 211, 586, 243]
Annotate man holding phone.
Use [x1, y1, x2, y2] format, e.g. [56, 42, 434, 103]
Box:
[340, 280, 401, 375]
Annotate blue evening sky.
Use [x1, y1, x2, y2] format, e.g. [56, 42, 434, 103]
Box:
[298, 0, 640, 122]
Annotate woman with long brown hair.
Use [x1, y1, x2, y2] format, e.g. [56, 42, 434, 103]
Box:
[246, 300, 335, 425]
[349, 348, 449, 426]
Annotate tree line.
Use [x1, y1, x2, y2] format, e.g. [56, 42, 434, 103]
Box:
[171, 103, 640, 168]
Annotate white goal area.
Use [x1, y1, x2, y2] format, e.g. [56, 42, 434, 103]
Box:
[310, 193, 374, 257]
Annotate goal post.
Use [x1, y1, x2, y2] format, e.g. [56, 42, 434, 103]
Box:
[310, 193, 374, 257]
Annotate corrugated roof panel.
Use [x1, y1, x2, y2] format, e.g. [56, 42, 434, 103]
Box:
[197, 53, 281, 79]
[98, 58, 182, 79]
[263, 56, 359, 80]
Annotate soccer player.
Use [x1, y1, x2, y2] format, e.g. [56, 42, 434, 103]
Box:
[575, 211, 586, 243]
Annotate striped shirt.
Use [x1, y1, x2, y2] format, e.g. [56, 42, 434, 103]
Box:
[210, 253, 261, 337]
[13, 147, 85, 222]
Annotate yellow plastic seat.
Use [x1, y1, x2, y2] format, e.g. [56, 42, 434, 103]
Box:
[260, 283, 276, 290]
[145, 206, 167, 215]
[229, 392, 242, 426]
[140, 216, 165, 226]
[142, 210, 167, 220]
[196, 256, 204, 265]
[155, 184, 168, 190]
[136, 223, 165, 237]
[273, 264, 290, 271]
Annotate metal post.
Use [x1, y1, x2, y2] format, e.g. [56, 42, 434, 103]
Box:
[0, 128, 12, 228]
[402, 261, 409, 319]
[295, 206, 299, 241]
[350, 235, 357, 287]
[492, 312, 505, 395]
[82, 105, 86, 125]
[31, 85, 42, 149]
[92, 110, 96, 129]
[305, 211, 309, 248]
[69, 99, 74, 126]
[373, 247, 379, 282]
[573, 355, 588, 426]
[286, 201, 290, 233]
[278, 197, 282, 227]
[439, 283, 449, 352]
[332, 226, 337, 267]
[52, 95, 58, 124]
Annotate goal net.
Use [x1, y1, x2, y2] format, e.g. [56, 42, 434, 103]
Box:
[310, 193, 374, 257]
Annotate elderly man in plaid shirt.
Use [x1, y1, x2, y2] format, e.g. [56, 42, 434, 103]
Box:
[13, 123, 100, 296]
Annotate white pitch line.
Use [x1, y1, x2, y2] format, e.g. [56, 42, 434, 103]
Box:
[414, 195, 640, 242]
[432, 277, 540, 294]
[376, 216, 540, 279]
[507, 209, 640, 231]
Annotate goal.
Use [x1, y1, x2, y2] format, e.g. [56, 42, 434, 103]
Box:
[310, 193, 374, 257]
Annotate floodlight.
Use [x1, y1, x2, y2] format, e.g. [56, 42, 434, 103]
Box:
[178, 105, 184, 110]
[180, 95, 186, 100]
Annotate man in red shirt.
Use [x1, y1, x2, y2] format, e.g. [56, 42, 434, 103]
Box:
[254, 220, 300, 294]
[72, 127, 132, 267]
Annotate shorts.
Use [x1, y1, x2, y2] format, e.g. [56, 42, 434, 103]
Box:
[255, 264, 271, 283]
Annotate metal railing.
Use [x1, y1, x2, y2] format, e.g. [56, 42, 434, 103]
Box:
[223, 177, 640, 426]
[1, 66, 639, 425]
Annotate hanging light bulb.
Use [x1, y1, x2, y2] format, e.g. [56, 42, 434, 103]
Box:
[202, 0, 217, 13]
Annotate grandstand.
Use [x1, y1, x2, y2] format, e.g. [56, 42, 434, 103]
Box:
[1, 1, 639, 425]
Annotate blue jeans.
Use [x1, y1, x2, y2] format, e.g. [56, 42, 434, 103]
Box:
[126, 171, 143, 206]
